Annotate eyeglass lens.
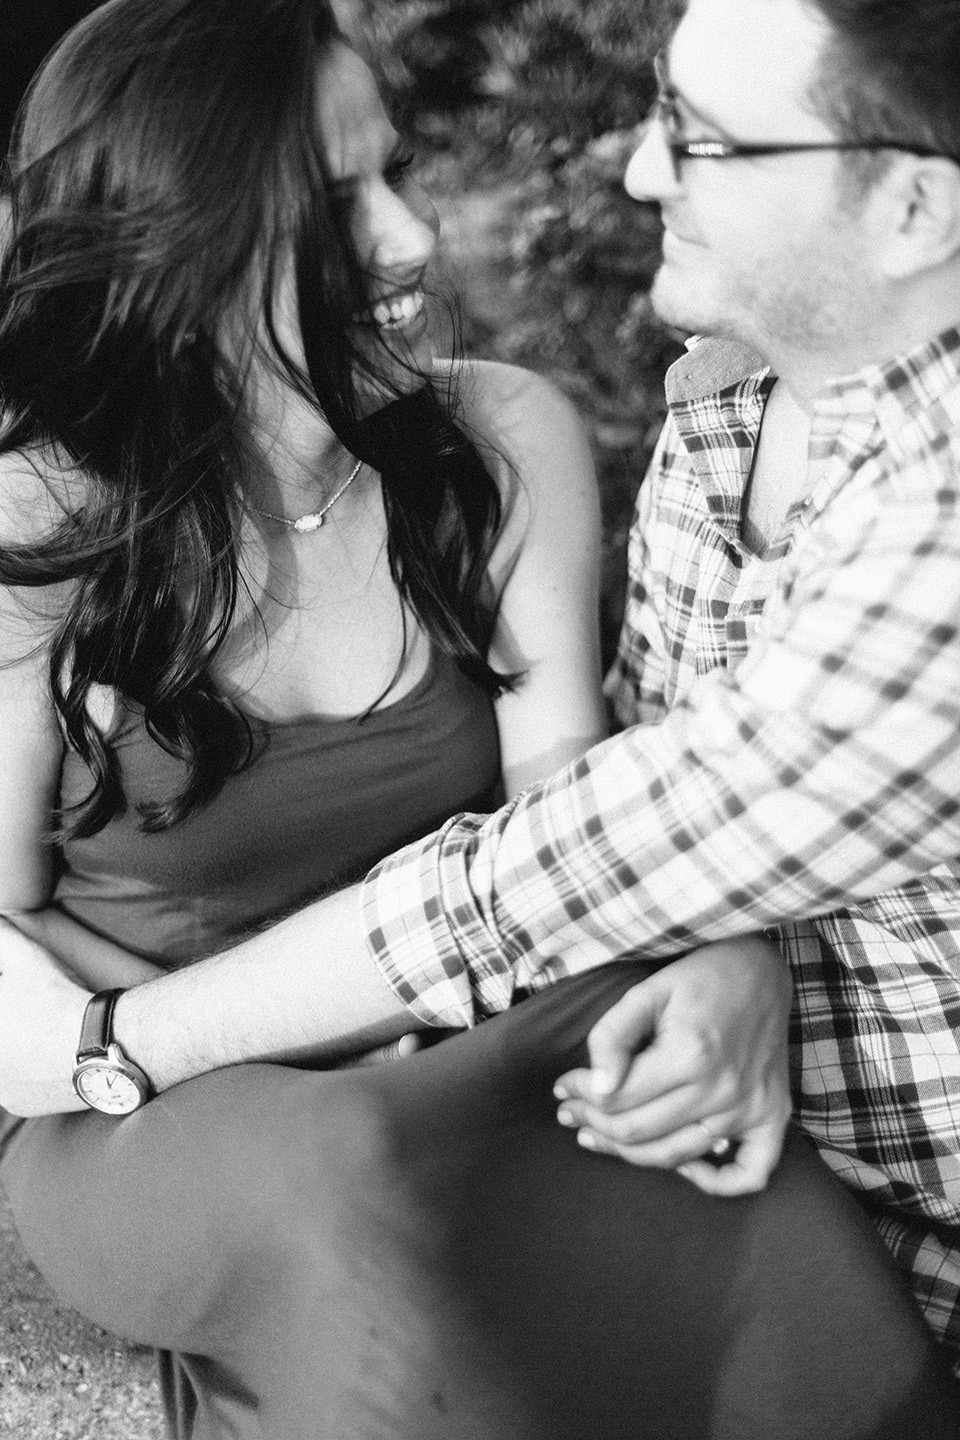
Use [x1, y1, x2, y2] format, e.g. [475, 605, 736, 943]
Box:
[649, 50, 683, 180]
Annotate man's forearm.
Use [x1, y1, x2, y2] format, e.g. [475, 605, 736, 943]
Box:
[113, 887, 423, 1092]
[361, 662, 960, 1026]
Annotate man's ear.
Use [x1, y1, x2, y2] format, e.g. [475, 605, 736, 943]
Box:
[877, 156, 960, 279]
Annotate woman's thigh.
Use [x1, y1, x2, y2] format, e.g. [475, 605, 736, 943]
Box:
[2, 961, 957, 1440]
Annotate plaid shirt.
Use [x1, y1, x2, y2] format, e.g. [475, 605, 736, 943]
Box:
[360, 331, 960, 1370]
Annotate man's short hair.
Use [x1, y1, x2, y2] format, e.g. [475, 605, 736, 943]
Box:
[808, 0, 960, 169]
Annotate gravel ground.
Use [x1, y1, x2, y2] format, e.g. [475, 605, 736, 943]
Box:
[0, 1185, 165, 1440]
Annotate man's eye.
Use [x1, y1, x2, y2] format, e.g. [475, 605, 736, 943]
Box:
[659, 93, 686, 139]
[384, 150, 416, 189]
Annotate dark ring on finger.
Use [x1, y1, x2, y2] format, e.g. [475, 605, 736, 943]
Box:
[705, 1136, 739, 1168]
[696, 1121, 739, 1167]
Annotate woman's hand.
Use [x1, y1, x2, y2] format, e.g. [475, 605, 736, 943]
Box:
[0, 916, 93, 1115]
[552, 936, 793, 1196]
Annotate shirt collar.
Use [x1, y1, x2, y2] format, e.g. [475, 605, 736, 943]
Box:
[819, 326, 960, 409]
[665, 327, 960, 415]
[665, 328, 960, 509]
[814, 326, 960, 459]
[665, 337, 769, 406]
[664, 339, 773, 555]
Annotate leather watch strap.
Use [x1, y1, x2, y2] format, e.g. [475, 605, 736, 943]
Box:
[76, 988, 124, 1060]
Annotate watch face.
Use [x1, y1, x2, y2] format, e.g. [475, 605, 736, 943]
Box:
[74, 1063, 144, 1115]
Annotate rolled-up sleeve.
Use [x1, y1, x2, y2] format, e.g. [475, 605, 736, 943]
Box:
[360, 464, 960, 1027]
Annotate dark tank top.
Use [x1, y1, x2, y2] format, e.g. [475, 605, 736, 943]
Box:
[53, 651, 502, 966]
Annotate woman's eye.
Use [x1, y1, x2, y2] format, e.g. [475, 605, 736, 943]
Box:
[384, 150, 416, 189]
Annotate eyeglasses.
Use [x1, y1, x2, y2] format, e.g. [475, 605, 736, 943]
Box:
[649, 51, 953, 184]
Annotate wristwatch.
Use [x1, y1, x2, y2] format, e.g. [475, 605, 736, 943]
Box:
[72, 989, 153, 1115]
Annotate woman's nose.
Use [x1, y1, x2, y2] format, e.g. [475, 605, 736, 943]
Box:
[366, 184, 439, 276]
[624, 122, 682, 202]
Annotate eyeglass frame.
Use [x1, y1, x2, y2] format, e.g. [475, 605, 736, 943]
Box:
[649, 49, 955, 184]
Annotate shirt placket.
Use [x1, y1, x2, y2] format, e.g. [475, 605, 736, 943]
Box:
[670, 379, 776, 683]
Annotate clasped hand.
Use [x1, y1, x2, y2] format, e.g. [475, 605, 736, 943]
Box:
[553, 936, 793, 1196]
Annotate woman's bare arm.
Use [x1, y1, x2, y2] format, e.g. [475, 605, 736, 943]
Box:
[0, 454, 167, 1109]
[454, 360, 608, 793]
[0, 887, 408, 1113]
[5, 907, 164, 988]
[0, 368, 607, 1112]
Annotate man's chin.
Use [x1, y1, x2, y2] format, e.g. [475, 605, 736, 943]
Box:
[649, 272, 758, 350]
[649, 271, 709, 336]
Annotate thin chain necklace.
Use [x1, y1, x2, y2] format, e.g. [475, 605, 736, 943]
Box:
[247, 458, 363, 534]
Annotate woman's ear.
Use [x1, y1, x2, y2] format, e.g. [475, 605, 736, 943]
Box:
[877, 155, 960, 279]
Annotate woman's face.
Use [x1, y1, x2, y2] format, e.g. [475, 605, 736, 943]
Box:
[271, 43, 441, 402]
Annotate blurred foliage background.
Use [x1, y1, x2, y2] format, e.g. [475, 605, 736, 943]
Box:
[347, 0, 685, 656]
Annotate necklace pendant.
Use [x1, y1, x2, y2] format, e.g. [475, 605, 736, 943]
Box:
[293, 512, 324, 534]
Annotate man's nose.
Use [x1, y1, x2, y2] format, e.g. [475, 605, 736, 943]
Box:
[624, 123, 682, 202]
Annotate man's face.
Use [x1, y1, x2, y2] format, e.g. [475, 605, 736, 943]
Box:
[625, 0, 881, 361]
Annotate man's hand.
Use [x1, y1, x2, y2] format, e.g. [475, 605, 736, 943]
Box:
[553, 936, 793, 1196]
[0, 916, 92, 1116]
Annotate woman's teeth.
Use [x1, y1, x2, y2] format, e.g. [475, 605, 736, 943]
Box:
[369, 290, 425, 329]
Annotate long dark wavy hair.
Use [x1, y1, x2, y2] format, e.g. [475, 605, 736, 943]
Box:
[0, 0, 512, 838]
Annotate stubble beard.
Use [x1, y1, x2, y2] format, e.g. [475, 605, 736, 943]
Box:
[650, 239, 875, 364]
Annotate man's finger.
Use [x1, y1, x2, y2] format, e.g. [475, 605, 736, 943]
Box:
[571, 1115, 740, 1171]
[558, 1021, 740, 1117]
[556, 1077, 721, 1144]
[338, 1033, 422, 1068]
[584, 980, 662, 1097]
[554, 1050, 699, 1111]
[677, 1123, 787, 1196]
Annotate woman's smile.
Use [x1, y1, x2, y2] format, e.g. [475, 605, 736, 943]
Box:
[362, 286, 427, 332]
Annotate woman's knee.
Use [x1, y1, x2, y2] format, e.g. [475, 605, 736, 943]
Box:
[204, 1066, 412, 1247]
[0, 1066, 413, 1349]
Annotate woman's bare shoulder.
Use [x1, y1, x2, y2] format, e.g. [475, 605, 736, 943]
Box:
[435, 357, 586, 457]
[434, 357, 593, 527]
[433, 358, 598, 593]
